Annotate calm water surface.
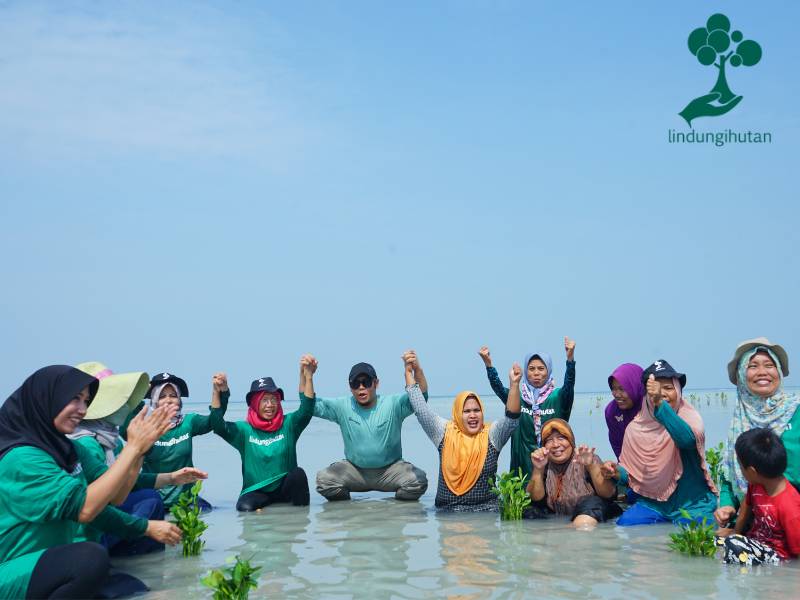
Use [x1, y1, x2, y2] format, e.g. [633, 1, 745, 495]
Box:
[121, 391, 800, 599]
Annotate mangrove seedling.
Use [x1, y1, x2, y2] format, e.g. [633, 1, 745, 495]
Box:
[705, 442, 725, 490]
[170, 480, 208, 557]
[668, 509, 717, 557]
[490, 468, 531, 521]
[202, 555, 261, 600]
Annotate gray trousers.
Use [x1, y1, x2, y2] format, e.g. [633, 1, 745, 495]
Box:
[316, 459, 428, 501]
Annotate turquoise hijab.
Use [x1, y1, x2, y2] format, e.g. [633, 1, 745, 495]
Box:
[725, 347, 800, 500]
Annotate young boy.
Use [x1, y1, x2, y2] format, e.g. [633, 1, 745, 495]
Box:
[717, 428, 800, 565]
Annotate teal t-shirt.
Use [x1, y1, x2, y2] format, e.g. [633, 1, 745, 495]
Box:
[313, 391, 422, 468]
[619, 402, 717, 522]
[211, 393, 314, 496]
[121, 400, 221, 507]
[143, 412, 215, 507]
[0, 446, 87, 599]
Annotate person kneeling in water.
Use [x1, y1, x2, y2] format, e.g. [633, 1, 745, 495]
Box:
[527, 419, 621, 527]
[210, 357, 316, 512]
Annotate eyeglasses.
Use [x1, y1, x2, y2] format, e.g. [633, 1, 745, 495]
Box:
[349, 376, 374, 390]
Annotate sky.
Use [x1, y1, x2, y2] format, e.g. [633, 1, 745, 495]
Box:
[1, 1, 798, 400]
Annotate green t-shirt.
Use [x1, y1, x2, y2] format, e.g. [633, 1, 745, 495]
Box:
[719, 406, 800, 509]
[0, 445, 150, 598]
[486, 363, 576, 481]
[211, 393, 314, 496]
[142, 412, 215, 507]
[313, 391, 425, 469]
[121, 401, 220, 507]
[70, 436, 152, 542]
[0, 446, 87, 599]
[618, 402, 717, 522]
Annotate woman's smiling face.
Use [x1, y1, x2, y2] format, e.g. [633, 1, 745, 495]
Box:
[745, 351, 781, 398]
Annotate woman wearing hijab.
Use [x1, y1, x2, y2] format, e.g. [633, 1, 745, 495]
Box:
[604, 363, 645, 460]
[478, 338, 576, 481]
[606, 360, 718, 526]
[0, 365, 176, 599]
[120, 372, 218, 511]
[528, 419, 621, 526]
[69, 362, 205, 556]
[714, 338, 800, 528]
[210, 357, 316, 512]
[405, 354, 521, 511]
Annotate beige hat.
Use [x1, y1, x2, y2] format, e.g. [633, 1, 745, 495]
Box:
[727, 338, 789, 385]
[76, 362, 149, 421]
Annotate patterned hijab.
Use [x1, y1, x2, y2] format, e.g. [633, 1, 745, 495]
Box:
[541, 419, 596, 515]
[441, 391, 491, 496]
[520, 352, 556, 446]
[725, 347, 800, 501]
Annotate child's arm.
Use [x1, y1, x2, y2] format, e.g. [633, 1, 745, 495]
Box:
[734, 496, 751, 535]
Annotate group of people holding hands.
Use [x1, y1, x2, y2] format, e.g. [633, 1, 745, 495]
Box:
[1, 336, 799, 598]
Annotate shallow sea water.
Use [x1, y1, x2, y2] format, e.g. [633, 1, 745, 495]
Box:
[121, 391, 800, 599]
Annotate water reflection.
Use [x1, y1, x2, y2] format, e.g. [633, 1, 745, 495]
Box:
[230, 505, 312, 596]
[436, 514, 505, 598]
[312, 499, 428, 597]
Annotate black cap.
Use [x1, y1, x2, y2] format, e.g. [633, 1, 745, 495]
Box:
[348, 362, 377, 385]
[642, 359, 687, 389]
[246, 377, 284, 405]
[146, 372, 189, 398]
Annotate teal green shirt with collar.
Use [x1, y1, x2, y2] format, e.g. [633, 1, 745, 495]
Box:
[313, 391, 427, 469]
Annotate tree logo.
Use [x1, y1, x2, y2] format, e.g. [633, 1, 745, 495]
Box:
[678, 13, 762, 127]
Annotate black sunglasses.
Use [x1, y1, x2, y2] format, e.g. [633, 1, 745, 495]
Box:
[349, 375, 374, 389]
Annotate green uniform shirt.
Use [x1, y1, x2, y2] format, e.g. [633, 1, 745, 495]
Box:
[70, 437, 151, 542]
[211, 393, 314, 496]
[121, 401, 221, 507]
[719, 406, 800, 509]
[0, 446, 88, 599]
[618, 402, 717, 522]
[486, 362, 575, 481]
[313, 391, 426, 469]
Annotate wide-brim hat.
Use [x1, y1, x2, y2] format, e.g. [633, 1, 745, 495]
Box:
[727, 337, 789, 385]
[642, 359, 687, 389]
[77, 362, 150, 421]
[246, 377, 284, 405]
[145, 372, 189, 399]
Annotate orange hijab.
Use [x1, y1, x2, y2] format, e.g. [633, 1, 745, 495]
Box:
[441, 391, 491, 496]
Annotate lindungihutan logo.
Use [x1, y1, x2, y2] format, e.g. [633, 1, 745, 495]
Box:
[668, 13, 770, 147]
[679, 13, 762, 127]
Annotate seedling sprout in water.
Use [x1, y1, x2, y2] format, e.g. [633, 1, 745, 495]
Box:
[202, 555, 261, 600]
[170, 480, 208, 557]
[490, 468, 531, 521]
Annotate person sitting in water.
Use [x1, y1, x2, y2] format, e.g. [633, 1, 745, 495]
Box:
[716, 428, 800, 565]
[0, 366, 177, 600]
[210, 358, 316, 512]
[406, 354, 520, 511]
[313, 352, 429, 501]
[121, 371, 219, 511]
[715, 338, 800, 529]
[603, 360, 717, 526]
[604, 363, 645, 460]
[478, 337, 576, 481]
[527, 419, 621, 527]
[68, 362, 205, 556]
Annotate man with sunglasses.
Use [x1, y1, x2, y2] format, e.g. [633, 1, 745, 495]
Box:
[313, 350, 429, 501]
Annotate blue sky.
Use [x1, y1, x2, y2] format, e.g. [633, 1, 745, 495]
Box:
[2, 1, 798, 399]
